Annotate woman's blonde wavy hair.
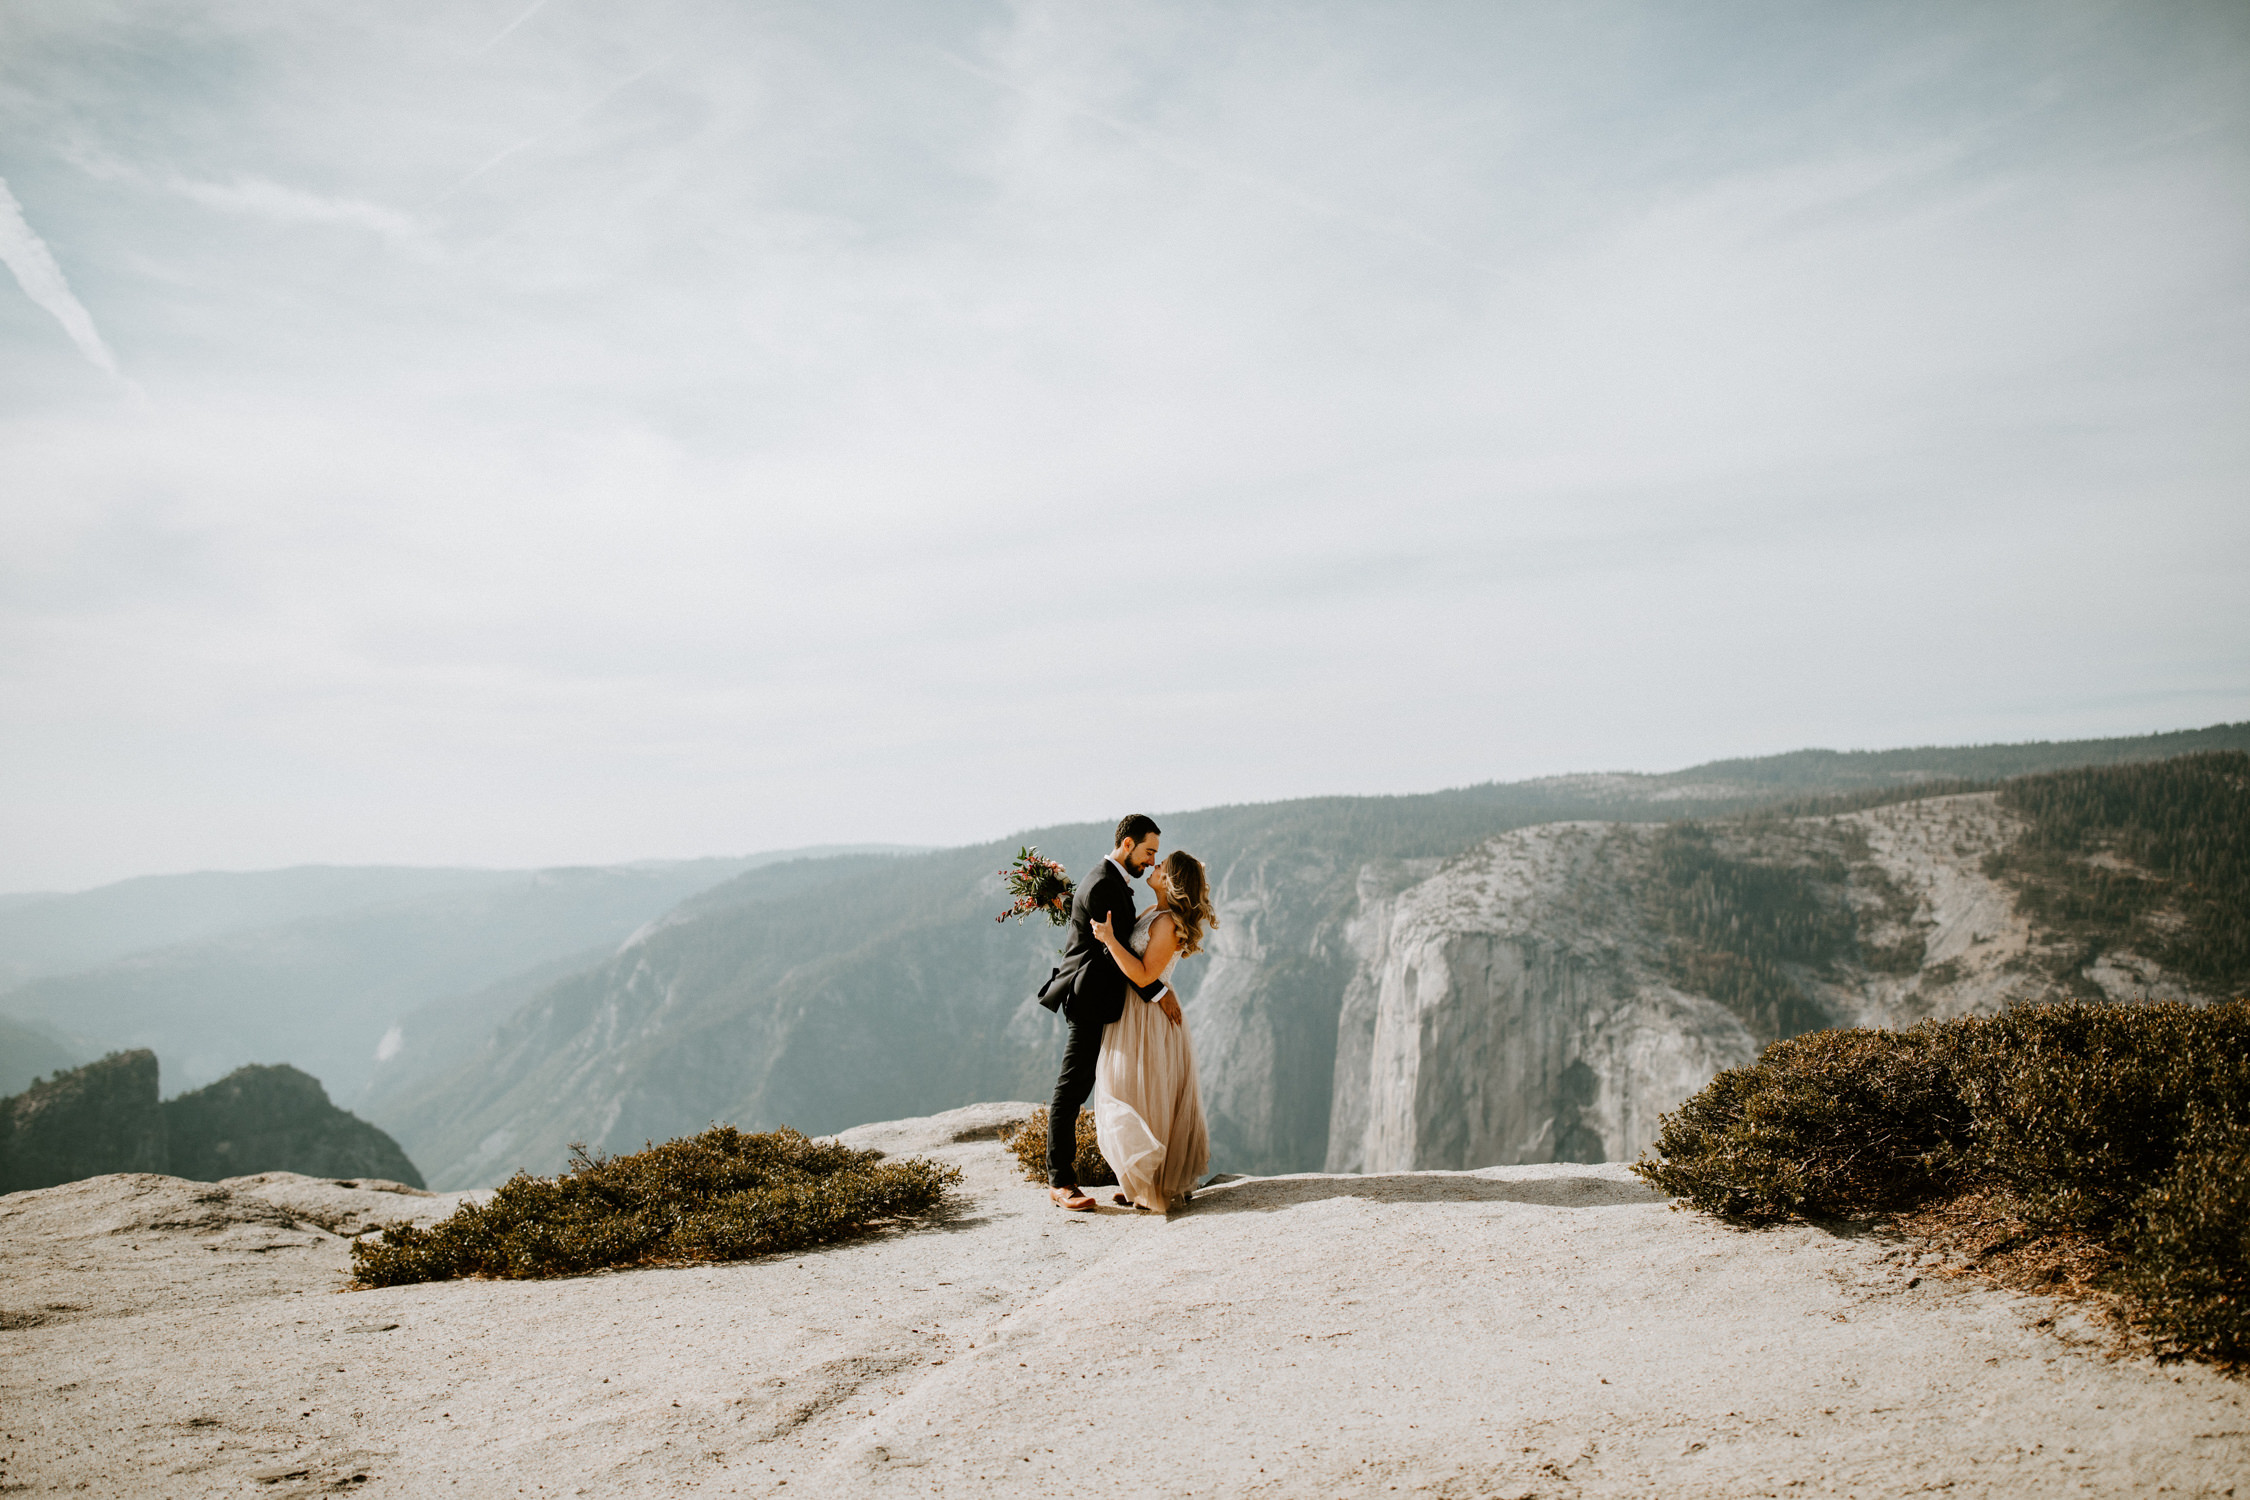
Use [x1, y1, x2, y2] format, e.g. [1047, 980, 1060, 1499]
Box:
[1158, 851, 1217, 957]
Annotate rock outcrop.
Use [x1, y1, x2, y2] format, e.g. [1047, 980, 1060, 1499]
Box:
[165, 1064, 426, 1188]
[0, 1054, 423, 1193]
[0, 1050, 167, 1194]
[2, 1106, 2241, 1496]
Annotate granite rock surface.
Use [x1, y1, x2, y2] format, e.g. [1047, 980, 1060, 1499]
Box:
[2, 1103, 2239, 1498]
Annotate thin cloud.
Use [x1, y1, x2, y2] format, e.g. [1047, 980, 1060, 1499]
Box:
[61, 142, 428, 250]
[59, 144, 435, 258]
[170, 175, 430, 251]
[0, 174, 123, 381]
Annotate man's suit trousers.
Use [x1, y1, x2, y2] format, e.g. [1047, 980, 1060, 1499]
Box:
[1047, 1011, 1104, 1188]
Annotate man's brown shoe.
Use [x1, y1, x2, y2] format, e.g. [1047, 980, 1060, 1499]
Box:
[1049, 1186, 1097, 1212]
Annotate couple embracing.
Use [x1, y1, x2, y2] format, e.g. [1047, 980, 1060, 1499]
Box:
[1036, 814, 1214, 1214]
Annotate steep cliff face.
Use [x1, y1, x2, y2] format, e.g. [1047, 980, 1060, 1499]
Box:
[1328, 825, 1755, 1172]
[1326, 791, 2223, 1172]
[1170, 849, 1365, 1179]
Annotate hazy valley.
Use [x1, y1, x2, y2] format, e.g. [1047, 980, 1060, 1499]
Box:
[0, 850, 911, 1101]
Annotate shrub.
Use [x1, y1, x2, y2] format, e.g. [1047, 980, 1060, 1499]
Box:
[1633, 1001, 2250, 1368]
[1635, 1021, 1977, 1222]
[2120, 1128, 2250, 1367]
[999, 1108, 1114, 1187]
[1962, 1002, 2246, 1234]
[350, 1125, 960, 1287]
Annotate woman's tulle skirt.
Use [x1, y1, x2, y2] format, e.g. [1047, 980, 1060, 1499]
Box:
[1091, 995, 1209, 1213]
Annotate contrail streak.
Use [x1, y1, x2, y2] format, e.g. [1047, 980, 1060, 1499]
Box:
[427, 58, 666, 206]
[478, 0, 555, 55]
[0, 175, 123, 380]
[932, 49, 1512, 282]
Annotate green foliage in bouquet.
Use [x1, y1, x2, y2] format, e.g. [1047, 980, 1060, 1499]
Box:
[349, 1125, 960, 1287]
[1633, 1001, 2250, 1369]
[996, 847, 1075, 927]
[1000, 1107, 1115, 1187]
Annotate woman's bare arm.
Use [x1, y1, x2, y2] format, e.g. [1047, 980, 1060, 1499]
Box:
[1092, 911, 1178, 988]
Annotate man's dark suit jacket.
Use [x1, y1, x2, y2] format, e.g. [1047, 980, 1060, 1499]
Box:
[1036, 857, 1168, 1027]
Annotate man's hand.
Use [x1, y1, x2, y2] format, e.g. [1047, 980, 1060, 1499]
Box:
[1157, 992, 1183, 1028]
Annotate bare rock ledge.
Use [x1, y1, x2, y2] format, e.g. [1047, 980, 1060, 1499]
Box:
[0, 1102, 2239, 1497]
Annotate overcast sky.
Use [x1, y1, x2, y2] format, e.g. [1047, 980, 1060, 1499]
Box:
[2, 0, 2245, 892]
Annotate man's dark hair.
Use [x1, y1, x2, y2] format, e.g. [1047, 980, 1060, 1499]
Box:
[1114, 813, 1161, 848]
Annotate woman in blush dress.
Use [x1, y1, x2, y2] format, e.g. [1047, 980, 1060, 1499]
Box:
[1088, 851, 1216, 1213]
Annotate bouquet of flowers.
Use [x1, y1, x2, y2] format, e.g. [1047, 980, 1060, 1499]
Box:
[996, 846, 1075, 926]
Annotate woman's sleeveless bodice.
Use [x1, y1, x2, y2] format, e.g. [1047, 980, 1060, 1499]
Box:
[1129, 906, 1180, 982]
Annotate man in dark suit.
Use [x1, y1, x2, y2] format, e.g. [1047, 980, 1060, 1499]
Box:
[1036, 812, 1182, 1210]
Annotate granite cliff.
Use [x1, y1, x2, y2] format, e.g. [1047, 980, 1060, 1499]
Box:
[1326, 794, 2080, 1171]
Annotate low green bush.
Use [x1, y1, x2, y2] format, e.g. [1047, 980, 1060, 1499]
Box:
[350, 1125, 960, 1287]
[1634, 1001, 2249, 1368]
[2120, 1131, 2250, 1367]
[1000, 1108, 1114, 1187]
[1961, 1002, 2247, 1235]
[1635, 1020, 1979, 1222]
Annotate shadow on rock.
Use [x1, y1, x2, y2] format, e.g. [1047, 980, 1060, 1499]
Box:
[876, 1195, 995, 1239]
[1181, 1171, 1665, 1216]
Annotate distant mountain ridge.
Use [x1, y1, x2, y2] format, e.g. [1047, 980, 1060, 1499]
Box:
[0, 866, 529, 988]
[360, 723, 2249, 1187]
[0, 848, 922, 1105]
[0, 1016, 91, 1098]
[0, 847, 922, 984]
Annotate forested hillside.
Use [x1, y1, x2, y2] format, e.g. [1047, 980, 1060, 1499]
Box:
[1989, 751, 2250, 995]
